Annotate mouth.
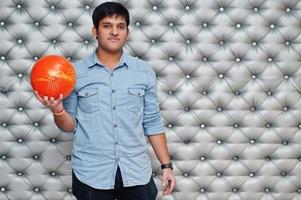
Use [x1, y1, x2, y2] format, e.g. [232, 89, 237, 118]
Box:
[109, 38, 120, 42]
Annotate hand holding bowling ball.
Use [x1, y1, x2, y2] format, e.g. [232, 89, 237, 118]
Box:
[30, 55, 76, 99]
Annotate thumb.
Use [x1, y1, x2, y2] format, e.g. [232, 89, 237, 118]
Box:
[162, 174, 167, 188]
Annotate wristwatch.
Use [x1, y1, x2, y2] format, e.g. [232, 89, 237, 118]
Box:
[161, 162, 173, 170]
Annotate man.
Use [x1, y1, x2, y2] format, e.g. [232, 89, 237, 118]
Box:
[34, 2, 175, 200]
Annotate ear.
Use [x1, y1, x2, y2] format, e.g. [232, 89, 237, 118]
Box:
[92, 26, 97, 38]
[126, 27, 130, 40]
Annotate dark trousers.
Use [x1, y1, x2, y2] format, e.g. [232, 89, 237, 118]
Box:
[72, 166, 158, 200]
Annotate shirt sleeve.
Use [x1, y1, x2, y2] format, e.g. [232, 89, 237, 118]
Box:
[143, 67, 165, 136]
[60, 90, 78, 133]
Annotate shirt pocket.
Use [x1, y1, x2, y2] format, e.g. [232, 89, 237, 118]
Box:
[127, 88, 145, 112]
[78, 88, 99, 113]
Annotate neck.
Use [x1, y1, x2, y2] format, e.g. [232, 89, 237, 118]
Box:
[96, 48, 122, 69]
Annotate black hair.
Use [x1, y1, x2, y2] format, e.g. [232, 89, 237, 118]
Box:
[92, 2, 130, 30]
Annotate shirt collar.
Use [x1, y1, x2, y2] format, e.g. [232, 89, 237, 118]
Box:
[87, 49, 129, 69]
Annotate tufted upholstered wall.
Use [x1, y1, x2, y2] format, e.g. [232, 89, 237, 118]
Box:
[0, 0, 301, 199]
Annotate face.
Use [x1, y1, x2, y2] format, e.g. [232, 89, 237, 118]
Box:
[92, 15, 129, 54]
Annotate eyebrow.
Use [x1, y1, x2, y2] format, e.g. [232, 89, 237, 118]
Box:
[101, 22, 126, 26]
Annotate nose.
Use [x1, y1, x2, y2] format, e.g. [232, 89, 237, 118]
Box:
[110, 26, 118, 36]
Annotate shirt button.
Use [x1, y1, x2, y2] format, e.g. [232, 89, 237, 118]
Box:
[114, 124, 117, 128]
[112, 106, 116, 110]
[112, 90, 115, 93]
[111, 73, 114, 76]
[115, 142, 118, 145]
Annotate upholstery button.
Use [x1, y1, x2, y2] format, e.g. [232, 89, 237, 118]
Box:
[200, 156, 206, 161]
[1, 155, 7, 160]
[265, 156, 271, 161]
[285, 41, 290, 46]
[2, 122, 7, 127]
[50, 5, 56, 10]
[233, 123, 239, 128]
[184, 107, 190, 112]
[152, 172, 156, 177]
[50, 171, 56, 176]
[67, 188, 72, 193]
[34, 187, 40, 192]
[249, 172, 255, 177]
[286, 7, 291, 12]
[266, 123, 271, 128]
[0, 21, 5, 26]
[200, 188, 206, 193]
[200, 123, 206, 128]
[33, 154, 39, 160]
[270, 24, 275, 29]
[202, 22, 208, 28]
[232, 156, 239, 161]
[0, 187, 6, 192]
[253, 7, 259, 12]
[297, 188, 301, 193]
[234, 91, 240, 95]
[218, 73, 224, 78]
[50, 138, 56, 143]
[135, 22, 140, 26]
[17, 39, 23, 44]
[202, 57, 208, 62]
[185, 74, 191, 79]
[66, 56, 71, 61]
[169, 22, 174, 27]
[168, 90, 174, 95]
[202, 90, 208, 95]
[235, 57, 241, 62]
[219, 40, 224, 45]
[67, 22, 73, 27]
[151, 39, 156, 44]
[183, 172, 189, 177]
[252, 41, 257, 46]
[283, 106, 289, 111]
[18, 73, 23, 78]
[34, 21, 39, 26]
[251, 74, 257, 79]
[267, 57, 273, 62]
[185, 5, 190, 10]
[66, 155, 71, 160]
[281, 172, 287, 176]
[236, 23, 241, 29]
[216, 172, 222, 177]
[85, 5, 90, 10]
[17, 138, 24, 143]
[282, 140, 288, 145]
[33, 56, 39, 60]
[216, 139, 222, 145]
[264, 188, 270, 193]
[1, 56, 5, 60]
[283, 74, 289, 79]
[84, 40, 89, 44]
[16, 4, 22, 9]
[249, 139, 256, 144]
[232, 188, 238, 192]
[52, 39, 57, 44]
[152, 5, 158, 11]
[184, 139, 190, 144]
[267, 90, 273, 96]
[219, 7, 224, 12]
[167, 123, 173, 128]
[298, 124, 301, 129]
[217, 106, 223, 112]
[186, 39, 191, 44]
[17, 172, 23, 176]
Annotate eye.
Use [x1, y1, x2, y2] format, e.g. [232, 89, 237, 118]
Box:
[118, 25, 126, 30]
[103, 24, 111, 28]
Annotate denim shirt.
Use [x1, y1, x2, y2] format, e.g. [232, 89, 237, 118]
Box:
[63, 50, 165, 189]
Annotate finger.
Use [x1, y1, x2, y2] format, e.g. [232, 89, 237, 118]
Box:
[168, 178, 176, 194]
[58, 93, 64, 100]
[43, 96, 49, 101]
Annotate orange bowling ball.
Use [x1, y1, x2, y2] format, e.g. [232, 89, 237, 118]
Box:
[30, 55, 76, 99]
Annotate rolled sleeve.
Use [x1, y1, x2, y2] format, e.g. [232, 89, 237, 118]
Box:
[143, 67, 165, 136]
[61, 91, 78, 133]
